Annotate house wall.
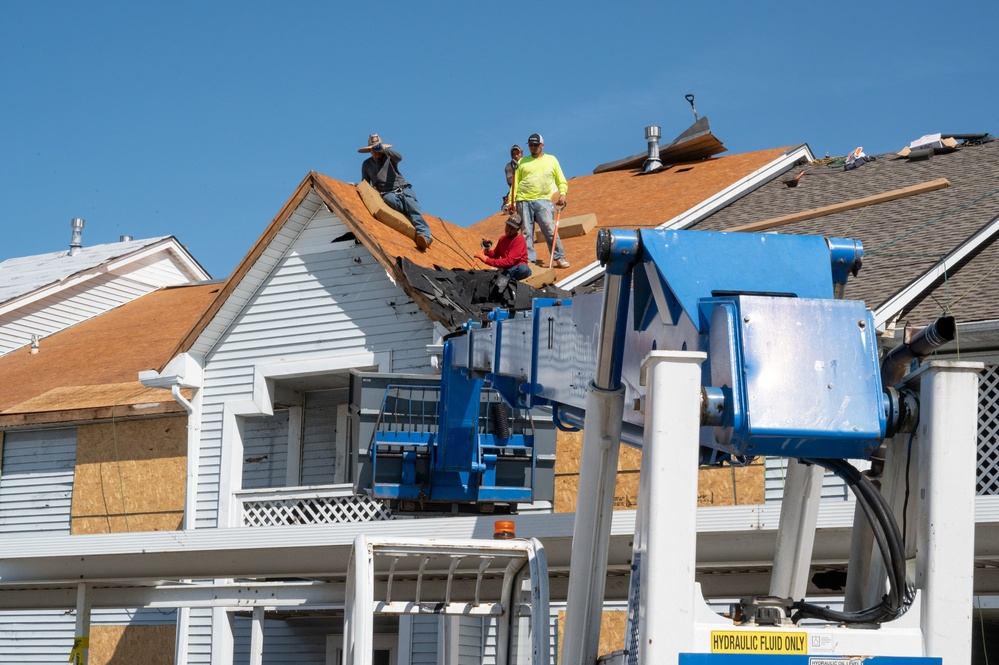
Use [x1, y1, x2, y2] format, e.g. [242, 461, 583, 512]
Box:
[0, 251, 198, 356]
[193, 196, 436, 529]
[0, 425, 179, 663]
[186, 195, 437, 665]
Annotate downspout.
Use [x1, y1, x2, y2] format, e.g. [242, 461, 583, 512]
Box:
[172, 384, 194, 415]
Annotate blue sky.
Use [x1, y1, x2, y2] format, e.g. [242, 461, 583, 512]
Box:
[2, 1, 996, 278]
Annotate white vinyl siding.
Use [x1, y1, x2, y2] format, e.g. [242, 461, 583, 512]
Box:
[241, 410, 291, 489]
[301, 390, 344, 486]
[0, 249, 202, 356]
[193, 197, 436, 529]
[409, 616, 439, 665]
[764, 457, 871, 504]
[0, 428, 76, 534]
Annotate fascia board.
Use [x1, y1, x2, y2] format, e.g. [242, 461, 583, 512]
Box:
[557, 145, 815, 291]
[874, 212, 999, 331]
[105, 237, 211, 281]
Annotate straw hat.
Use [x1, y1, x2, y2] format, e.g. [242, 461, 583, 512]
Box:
[358, 133, 393, 153]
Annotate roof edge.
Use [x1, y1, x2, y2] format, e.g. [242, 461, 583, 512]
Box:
[166, 172, 319, 362]
[557, 145, 812, 291]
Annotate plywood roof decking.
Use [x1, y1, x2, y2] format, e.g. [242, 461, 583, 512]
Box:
[469, 146, 794, 272]
[173, 172, 493, 357]
[692, 138, 999, 327]
[0, 282, 220, 415]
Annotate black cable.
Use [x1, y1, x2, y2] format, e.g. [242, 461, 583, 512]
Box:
[789, 458, 911, 624]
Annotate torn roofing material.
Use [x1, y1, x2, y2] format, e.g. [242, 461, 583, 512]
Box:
[692, 136, 999, 328]
[592, 116, 727, 175]
[399, 258, 570, 329]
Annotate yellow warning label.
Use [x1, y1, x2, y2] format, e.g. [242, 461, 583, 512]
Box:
[710, 630, 808, 654]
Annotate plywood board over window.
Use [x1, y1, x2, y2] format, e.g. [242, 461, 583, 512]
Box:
[72, 415, 187, 533]
[88, 625, 176, 665]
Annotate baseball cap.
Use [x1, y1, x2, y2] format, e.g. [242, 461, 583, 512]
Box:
[527, 133, 543, 145]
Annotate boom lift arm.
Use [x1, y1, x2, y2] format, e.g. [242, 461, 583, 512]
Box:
[356, 227, 974, 664]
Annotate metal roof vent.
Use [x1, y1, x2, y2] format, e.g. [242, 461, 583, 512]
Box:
[69, 218, 85, 256]
[642, 126, 663, 173]
[120, 235, 133, 242]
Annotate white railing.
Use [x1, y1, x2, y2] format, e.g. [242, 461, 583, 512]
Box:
[237, 484, 394, 527]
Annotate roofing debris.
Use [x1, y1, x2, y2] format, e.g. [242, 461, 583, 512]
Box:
[592, 116, 727, 175]
[398, 258, 571, 329]
[692, 134, 999, 328]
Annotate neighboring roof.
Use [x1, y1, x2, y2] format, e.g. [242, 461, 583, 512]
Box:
[691, 137, 999, 329]
[0, 236, 209, 308]
[0, 282, 220, 425]
[470, 145, 800, 285]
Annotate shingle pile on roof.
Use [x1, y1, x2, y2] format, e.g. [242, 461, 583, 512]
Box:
[692, 135, 999, 327]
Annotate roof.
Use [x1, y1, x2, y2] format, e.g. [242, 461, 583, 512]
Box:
[469, 146, 799, 284]
[690, 136, 999, 329]
[172, 172, 503, 357]
[0, 236, 208, 308]
[0, 282, 220, 425]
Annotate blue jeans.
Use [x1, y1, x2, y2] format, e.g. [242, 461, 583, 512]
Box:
[516, 199, 564, 262]
[505, 263, 531, 280]
[382, 186, 431, 241]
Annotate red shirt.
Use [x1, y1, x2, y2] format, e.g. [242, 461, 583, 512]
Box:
[484, 232, 529, 269]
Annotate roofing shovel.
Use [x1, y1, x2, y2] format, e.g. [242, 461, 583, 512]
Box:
[547, 204, 564, 270]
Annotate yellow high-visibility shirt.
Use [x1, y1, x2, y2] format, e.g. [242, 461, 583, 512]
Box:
[511, 154, 568, 202]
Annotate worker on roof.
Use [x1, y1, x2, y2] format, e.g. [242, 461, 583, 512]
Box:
[475, 214, 531, 280]
[501, 144, 522, 211]
[359, 133, 433, 251]
[508, 134, 569, 269]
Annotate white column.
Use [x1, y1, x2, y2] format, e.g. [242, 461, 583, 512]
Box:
[249, 606, 264, 665]
[345, 535, 374, 665]
[638, 351, 705, 664]
[916, 360, 981, 663]
[560, 384, 625, 665]
[769, 459, 824, 600]
[73, 583, 91, 665]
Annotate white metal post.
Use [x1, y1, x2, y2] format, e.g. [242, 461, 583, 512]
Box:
[637, 351, 705, 664]
[560, 384, 625, 665]
[916, 360, 981, 662]
[345, 535, 374, 665]
[72, 582, 91, 665]
[249, 606, 264, 665]
[769, 458, 824, 600]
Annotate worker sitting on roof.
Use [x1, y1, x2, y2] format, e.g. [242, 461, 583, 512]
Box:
[475, 214, 531, 280]
[359, 133, 433, 251]
[508, 133, 569, 268]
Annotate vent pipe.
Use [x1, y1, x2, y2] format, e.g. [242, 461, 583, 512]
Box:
[120, 235, 133, 242]
[643, 126, 663, 174]
[69, 218, 85, 256]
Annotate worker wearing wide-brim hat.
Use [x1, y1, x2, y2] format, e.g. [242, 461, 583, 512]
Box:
[359, 133, 433, 251]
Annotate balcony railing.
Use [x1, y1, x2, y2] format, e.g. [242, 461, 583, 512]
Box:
[237, 484, 394, 527]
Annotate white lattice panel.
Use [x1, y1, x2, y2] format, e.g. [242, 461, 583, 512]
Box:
[242, 494, 394, 527]
[978, 364, 999, 495]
